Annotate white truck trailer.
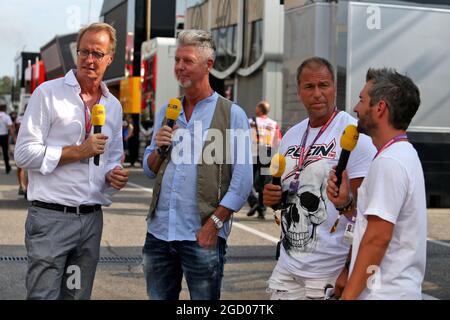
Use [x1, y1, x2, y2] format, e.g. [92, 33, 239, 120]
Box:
[283, 0, 450, 207]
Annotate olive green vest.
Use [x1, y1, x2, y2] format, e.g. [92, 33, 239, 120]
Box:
[147, 95, 233, 225]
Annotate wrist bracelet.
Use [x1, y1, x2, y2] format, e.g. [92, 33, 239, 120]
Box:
[344, 260, 351, 270]
[335, 195, 354, 212]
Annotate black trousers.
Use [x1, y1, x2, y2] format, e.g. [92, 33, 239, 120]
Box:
[0, 134, 10, 171]
[247, 163, 271, 214]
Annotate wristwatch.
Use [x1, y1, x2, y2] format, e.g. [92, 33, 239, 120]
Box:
[210, 214, 224, 230]
[156, 147, 166, 158]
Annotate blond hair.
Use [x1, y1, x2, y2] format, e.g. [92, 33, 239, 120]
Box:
[77, 22, 117, 55]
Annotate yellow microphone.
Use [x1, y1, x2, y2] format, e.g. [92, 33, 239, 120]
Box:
[160, 98, 182, 156]
[92, 104, 106, 166]
[335, 124, 359, 187]
[165, 98, 182, 128]
[269, 153, 286, 186]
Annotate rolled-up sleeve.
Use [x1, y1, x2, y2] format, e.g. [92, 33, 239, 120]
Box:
[39, 146, 62, 175]
[14, 88, 62, 175]
[219, 104, 253, 212]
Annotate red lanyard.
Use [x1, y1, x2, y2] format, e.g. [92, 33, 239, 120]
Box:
[293, 109, 339, 180]
[84, 105, 92, 140]
[373, 134, 408, 159]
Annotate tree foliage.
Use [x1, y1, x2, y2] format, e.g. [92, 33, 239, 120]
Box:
[0, 76, 13, 95]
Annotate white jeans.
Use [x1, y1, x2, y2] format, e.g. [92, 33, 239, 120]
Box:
[267, 262, 338, 300]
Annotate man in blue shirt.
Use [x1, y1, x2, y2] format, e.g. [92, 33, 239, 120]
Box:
[142, 29, 253, 300]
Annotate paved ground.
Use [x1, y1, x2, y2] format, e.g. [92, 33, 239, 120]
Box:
[1, 163, 449, 300]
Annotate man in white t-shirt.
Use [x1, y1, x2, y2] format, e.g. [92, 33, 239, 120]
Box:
[0, 103, 15, 174]
[327, 68, 426, 300]
[263, 57, 376, 299]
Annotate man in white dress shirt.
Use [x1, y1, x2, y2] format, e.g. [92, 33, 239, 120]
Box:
[14, 23, 129, 300]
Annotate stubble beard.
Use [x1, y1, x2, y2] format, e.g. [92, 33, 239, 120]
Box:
[357, 114, 377, 136]
[178, 79, 192, 89]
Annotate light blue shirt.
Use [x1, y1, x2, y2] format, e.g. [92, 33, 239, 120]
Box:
[143, 92, 253, 241]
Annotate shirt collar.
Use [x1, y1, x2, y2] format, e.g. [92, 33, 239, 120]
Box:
[65, 69, 109, 98]
[180, 91, 218, 115]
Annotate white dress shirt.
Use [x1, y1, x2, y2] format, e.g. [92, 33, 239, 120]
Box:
[14, 70, 124, 206]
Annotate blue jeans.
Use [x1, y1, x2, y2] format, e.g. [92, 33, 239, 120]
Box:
[142, 232, 227, 300]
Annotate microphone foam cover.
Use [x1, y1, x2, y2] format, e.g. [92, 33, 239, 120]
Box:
[92, 104, 106, 126]
[340, 124, 359, 152]
[165, 98, 182, 121]
[269, 153, 286, 178]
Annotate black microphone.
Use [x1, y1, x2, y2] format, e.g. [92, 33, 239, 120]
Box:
[335, 125, 359, 187]
[269, 153, 286, 214]
[92, 104, 105, 166]
[159, 98, 182, 156]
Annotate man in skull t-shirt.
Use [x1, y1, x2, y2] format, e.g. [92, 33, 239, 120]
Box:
[263, 57, 376, 299]
[270, 112, 374, 299]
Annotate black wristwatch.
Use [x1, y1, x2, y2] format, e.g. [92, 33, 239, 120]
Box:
[156, 147, 166, 158]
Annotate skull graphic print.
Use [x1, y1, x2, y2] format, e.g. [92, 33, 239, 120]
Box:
[281, 160, 329, 256]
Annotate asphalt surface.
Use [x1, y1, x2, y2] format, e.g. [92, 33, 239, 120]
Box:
[1, 162, 449, 300]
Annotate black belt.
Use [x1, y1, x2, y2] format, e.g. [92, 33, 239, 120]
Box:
[31, 200, 101, 214]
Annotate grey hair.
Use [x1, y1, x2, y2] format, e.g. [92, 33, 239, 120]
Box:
[177, 29, 216, 61]
[366, 68, 421, 130]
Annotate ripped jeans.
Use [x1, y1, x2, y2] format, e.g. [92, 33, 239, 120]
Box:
[267, 262, 338, 300]
[142, 232, 227, 300]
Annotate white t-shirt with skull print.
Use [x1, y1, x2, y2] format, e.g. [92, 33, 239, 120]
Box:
[277, 111, 376, 278]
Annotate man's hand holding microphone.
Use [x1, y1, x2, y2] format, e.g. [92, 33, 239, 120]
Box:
[147, 98, 182, 173]
[79, 104, 108, 162]
[155, 98, 182, 158]
[78, 133, 108, 160]
[90, 104, 128, 190]
[59, 104, 108, 166]
[59, 104, 129, 189]
[263, 153, 286, 210]
[326, 124, 359, 211]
